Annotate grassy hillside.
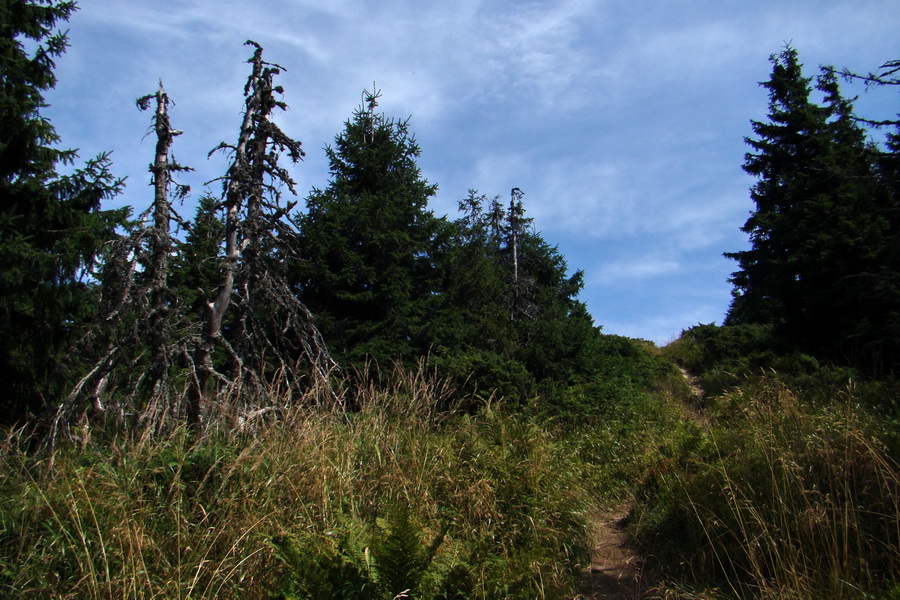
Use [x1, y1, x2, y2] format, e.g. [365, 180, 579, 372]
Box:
[0, 345, 679, 600]
[1, 335, 897, 599]
[630, 328, 900, 599]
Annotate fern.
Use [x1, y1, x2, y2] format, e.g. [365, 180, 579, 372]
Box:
[372, 506, 425, 598]
[271, 533, 378, 600]
[369, 504, 450, 599]
[433, 563, 475, 600]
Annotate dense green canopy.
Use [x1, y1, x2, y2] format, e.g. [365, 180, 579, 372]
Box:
[0, 0, 125, 422]
[726, 47, 899, 367]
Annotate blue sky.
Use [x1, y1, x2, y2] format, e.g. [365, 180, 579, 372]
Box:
[44, 0, 899, 344]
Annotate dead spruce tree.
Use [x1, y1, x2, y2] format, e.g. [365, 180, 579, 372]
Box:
[55, 82, 192, 431]
[506, 188, 537, 322]
[188, 41, 334, 427]
[140, 83, 193, 392]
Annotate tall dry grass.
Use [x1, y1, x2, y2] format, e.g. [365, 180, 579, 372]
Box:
[632, 376, 900, 599]
[0, 364, 590, 599]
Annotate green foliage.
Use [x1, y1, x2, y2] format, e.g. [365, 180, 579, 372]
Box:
[291, 89, 441, 369]
[171, 195, 225, 314]
[289, 98, 602, 403]
[1, 368, 599, 599]
[663, 322, 776, 376]
[429, 348, 537, 404]
[725, 47, 898, 368]
[0, 2, 607, 429]
[372, 505, 438, 598]
[273, 505, 448, 600]
[0, 0, 126, 422]
[662, 323, 900, 413]
[536, 334, 676, 422]
[663, 322, 783, 397]
[272, 529, 379, 600]
[539, 336, 690, 500]
[426, 190, 603, 404]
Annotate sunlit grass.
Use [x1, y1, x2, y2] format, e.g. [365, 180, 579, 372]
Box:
[0, 364, 597, 599]
[631, 375, 900, 599]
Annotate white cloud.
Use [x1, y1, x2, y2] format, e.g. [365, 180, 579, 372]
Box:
[39, 0, 900, 344]
[590, 256, 681, 285]
[475, 0, 602, 106]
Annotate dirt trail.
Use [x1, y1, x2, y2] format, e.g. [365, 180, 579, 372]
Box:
[676, 365, 704, 401]
[577, 507, 645, 599]
[576, 365, 707, 599]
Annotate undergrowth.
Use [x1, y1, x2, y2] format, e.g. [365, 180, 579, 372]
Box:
[9, 331, 891, 600]
[631, 374, 900, 599]
[0, 365, 604, 599]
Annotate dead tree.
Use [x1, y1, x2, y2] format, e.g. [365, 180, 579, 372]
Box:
[506, 188, 537, 321]
[55, 45, 334, 436]
[189, 41, 335, 427]
[138, 83, 192, 391]
[509, 187, 523, 310]
[53, 82, 192, 433]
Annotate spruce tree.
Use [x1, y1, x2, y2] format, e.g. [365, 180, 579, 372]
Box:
[429, 190, 512, 354]
[431, 190, 598, 395]
[726, 47, 894, 362]
[0, 0, 125, 422]
[291, 88, 441, 367]
[830, 58, 900, 363]
[171, 195, 225, 314]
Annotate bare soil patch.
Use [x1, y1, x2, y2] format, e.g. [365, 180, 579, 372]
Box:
[577, 507, 645, 599]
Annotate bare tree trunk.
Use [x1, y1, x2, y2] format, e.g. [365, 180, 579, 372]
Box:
[509, 187, 523, 320]
[55, 84, 191, 433]
[188, 41, 339, 427]
[188, 90, 254, 426]
[190, 41, 320, 426]
[56, 44, 335, 437]
[146, 83, 176, 386]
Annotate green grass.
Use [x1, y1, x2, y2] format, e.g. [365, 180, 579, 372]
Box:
[7, 338, 894, 599]
[0, 364, 615, 599]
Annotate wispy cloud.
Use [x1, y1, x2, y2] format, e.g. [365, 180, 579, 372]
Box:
[43, 0, 900, 343]
[591, 256, 682, 285]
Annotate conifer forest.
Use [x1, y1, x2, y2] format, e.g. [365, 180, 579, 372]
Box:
[1, 2, 898, 598]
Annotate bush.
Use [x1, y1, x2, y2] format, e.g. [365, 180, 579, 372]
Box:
[663, 322, 776, 377]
